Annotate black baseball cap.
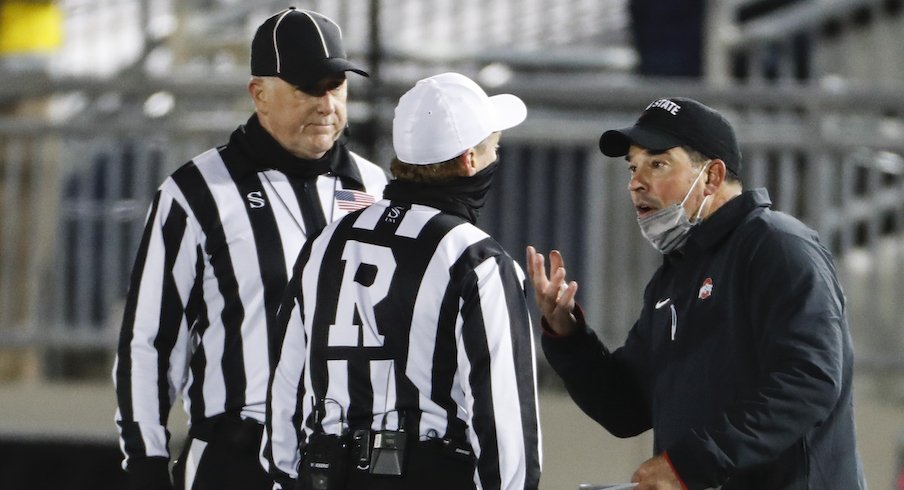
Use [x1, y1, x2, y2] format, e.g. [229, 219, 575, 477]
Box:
[599, 97, 742, 175]
[250, 7, 368, 93]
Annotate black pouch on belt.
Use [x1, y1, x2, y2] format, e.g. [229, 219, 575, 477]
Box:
[369, 429, 407, 476]
[297, 432, 350, 490]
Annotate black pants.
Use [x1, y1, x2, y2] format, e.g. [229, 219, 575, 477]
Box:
[298, 438, 476, 490]
[171, 416, 272, 490]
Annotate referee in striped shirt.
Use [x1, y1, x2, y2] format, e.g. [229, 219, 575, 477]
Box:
[266, 72, 541, 490]
[113, 8, 387, 490]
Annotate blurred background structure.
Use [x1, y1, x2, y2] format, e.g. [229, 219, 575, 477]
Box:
[0, 0, 902, 488]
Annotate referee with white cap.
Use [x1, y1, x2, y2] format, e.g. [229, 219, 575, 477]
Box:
[113, 7, 386, 490]
[265, 72, 542, 490]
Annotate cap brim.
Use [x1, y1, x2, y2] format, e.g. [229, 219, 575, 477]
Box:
[279, 58, 369, 91]
[599, 126, 686, 157]
[489, 94, 527, 131]
[321, 58, 370, 78]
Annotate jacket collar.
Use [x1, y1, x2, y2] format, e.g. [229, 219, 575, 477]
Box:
[227, 114, 366, 189]
[681, 188, 772, 256]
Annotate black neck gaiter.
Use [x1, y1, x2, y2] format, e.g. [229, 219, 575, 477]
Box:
[241, 114, 335, 178]
[383, 161, 499, 224]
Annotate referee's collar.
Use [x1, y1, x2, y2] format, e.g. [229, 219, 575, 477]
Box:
[227, 114, 366, 189]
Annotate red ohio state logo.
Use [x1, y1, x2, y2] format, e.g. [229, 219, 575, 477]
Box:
[698, 278, 713, 300]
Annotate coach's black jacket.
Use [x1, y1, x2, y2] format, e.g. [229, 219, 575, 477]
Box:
[543, 189, 866, 489]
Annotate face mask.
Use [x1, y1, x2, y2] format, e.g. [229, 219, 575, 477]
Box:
[637, 163, 712, 254]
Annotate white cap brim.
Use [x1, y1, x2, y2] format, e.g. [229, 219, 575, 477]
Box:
[392, 72, 528, 165]
[489, 93, 527, 132]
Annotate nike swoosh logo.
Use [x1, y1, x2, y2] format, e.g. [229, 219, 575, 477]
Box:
[655, 298, 671, 309]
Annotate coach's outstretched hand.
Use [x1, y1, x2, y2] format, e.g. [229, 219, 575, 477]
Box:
[526, 246, 579, 336]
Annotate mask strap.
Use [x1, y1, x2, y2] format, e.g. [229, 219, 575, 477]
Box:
[693, 195, 712, 222]
[679, 161, 711, 207]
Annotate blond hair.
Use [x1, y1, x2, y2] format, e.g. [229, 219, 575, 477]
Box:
[390, 135, 495, 183]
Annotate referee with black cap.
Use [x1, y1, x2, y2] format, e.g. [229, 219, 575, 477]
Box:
[528, 97, 865, 489]
[113, 7, 386, 490]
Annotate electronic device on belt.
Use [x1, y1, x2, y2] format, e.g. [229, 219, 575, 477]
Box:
[369, 412, 407, 476]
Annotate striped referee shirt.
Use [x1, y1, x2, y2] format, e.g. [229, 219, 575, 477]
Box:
[113, 116, 387, 470]
[266, 199, 542, 489]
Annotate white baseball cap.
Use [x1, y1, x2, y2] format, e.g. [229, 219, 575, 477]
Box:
[392, 72, 527, 165]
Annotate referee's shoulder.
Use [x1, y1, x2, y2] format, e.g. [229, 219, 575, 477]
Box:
[170, 147, 228, 178]
[350, 151, 390, 183]
[445, 220, 510, 257]
[154, 147, 232, 207]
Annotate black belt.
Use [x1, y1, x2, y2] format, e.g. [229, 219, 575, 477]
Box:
[348, 431, 473, 471]
[299, 430, 476, 489]
[189, 414, 263, 452]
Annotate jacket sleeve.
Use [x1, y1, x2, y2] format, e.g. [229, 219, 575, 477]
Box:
[667, 230, 848, 489]
[541, 309, 653, 439]
[264, 246, 310, 489]
[458, 256, 541, 490]
[113, 186, 198, 473]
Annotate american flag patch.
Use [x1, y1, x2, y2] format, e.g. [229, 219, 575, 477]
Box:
[335, 189, 375, 211]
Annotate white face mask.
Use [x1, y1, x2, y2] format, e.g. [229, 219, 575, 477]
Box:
[637, 163, 712, 254]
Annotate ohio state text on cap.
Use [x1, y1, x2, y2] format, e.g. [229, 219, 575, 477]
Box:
[599, 97, 742, 175]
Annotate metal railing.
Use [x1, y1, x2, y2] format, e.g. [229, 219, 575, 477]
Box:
[708, 0, 904, 84]
[2, 0, 904, 379]
[0, 72, 902, 379]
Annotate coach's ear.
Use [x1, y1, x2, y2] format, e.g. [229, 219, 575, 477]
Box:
[703, 159, 727, 196]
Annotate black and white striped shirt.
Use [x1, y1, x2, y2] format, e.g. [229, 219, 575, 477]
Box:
[266, 199, 542, 489]
[113, 118, 387, 470]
